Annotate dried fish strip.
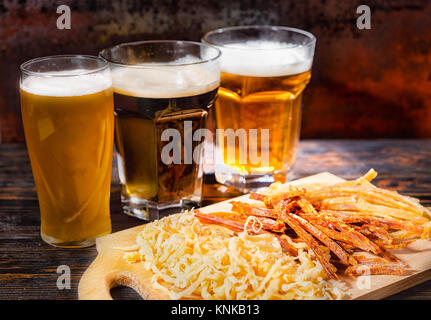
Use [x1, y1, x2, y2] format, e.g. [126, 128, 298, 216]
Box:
[194, 169, 430, 281]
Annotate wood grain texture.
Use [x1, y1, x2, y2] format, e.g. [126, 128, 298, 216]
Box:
[1, 140, 431, 299]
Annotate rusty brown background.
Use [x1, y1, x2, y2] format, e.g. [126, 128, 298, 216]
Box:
[1, 0, 431, 142]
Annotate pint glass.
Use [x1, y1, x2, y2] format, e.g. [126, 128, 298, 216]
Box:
[203, 26, 316, 191]
[100, 41, 221, 221]
[20, 56, 114, 248]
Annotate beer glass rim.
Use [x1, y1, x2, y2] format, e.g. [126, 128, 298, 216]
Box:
[99, 40, 222, 67]
[20, 55, 109, 77]
[202, 25, 316, 49]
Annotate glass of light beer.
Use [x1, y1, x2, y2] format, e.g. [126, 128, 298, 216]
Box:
[20, 56, 114, 248]
[100, 41, 220, 221]
[203, 26, 316, 191]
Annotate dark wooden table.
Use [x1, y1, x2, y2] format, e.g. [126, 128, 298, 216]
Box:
[1, 140, 430, 300]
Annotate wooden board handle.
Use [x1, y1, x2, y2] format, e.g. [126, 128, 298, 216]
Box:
[78, 252, 162, 300]
[78, 254, 117, 299]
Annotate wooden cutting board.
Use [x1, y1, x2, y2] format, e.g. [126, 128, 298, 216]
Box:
[78, 172, 431, 300]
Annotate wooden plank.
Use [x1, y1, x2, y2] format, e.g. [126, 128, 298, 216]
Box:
[1, 141, 431, 299]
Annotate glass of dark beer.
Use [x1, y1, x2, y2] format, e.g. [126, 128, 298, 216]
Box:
[100, 41, 221, 221]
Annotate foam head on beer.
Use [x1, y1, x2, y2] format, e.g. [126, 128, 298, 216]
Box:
[111, 55, 220, 98]
[218, 41, 313, 77]
[20, 70, 112, 97]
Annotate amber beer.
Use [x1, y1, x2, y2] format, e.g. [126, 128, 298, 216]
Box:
[20, 56, 114, 248]
[100, 41, 221, 221]
[203, 26, 316, 190]
[113, 80, 218, 210]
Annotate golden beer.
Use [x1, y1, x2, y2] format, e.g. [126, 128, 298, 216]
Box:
[217, 70, 311, 176]
[203, 26, 316, 190]
[20, 56, 114, 247]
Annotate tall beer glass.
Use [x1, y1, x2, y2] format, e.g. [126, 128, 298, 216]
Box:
[20, 56, 114, 248]
[100, 41, 220, 221]
[203, 26, 316, 191]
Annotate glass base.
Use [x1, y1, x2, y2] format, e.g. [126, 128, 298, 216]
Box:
[215, 170, 294, 193]
[41, 232, 108, 248]
[121, 195, 200, 221]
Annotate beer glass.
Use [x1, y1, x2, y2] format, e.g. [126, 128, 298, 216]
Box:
[202, 26, 316, 191]
[100, 41, 221, 221]
[20, 55, 114, 248]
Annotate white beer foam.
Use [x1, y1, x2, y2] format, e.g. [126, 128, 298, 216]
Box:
[219, 41, 312, 77]
[20, 70, 112, 97]
[111, 56, 220, 98]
